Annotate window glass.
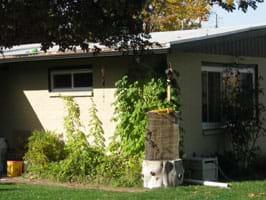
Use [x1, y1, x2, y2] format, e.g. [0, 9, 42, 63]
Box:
[53, 74, 71, 89]
[208, 72, 221, 122]
[240, 73, 254, 120]
[73, 73, 93, 87]
[202, 71, 221, 123]
[50, 69, 92, 91]
[202, 71, 208, 122]
[202, 66, 254, 129]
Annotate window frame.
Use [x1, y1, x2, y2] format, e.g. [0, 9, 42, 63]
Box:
[49, 68, 93, 92]
[201, 64, 256, 131]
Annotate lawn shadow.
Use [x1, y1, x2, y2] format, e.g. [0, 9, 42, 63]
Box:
[0, 188, 18, 191]
[218, 168, 266, 183]
[0, 182, 16, 185]
[0, 182, 19, 192]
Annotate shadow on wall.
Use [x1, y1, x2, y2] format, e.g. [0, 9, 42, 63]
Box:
[0, 54, 167, 160]
[0, 64, 44, 160]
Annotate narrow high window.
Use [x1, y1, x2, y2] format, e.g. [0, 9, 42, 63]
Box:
[50, 68, 93, 92]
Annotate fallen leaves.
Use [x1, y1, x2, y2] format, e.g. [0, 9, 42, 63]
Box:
[248, 192, 265, 198]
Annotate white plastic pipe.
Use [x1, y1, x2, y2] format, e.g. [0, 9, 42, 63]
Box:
[184, 179, 230, 189]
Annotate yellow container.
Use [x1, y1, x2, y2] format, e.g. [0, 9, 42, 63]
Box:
[7, 160, 23, 177]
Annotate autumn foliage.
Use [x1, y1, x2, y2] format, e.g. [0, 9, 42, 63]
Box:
[144, 0, 210, 31]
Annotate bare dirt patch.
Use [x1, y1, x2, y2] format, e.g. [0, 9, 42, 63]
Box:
[0, 176, 146, 193]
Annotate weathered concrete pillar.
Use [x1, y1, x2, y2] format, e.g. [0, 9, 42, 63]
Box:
[142, 110, 184, 188]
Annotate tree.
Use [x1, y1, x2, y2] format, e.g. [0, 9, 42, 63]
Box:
[209, 0, 264, 12]
[0, 0, 147, 51]
[222, 68, 266, 171]
[0, 0, 263, 51]
[143, 0, 210, 31]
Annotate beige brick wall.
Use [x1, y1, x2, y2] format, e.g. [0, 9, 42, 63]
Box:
[2, 52, 266, 158]
[0, 54, 166, 150]
[2, 52, 265, 158]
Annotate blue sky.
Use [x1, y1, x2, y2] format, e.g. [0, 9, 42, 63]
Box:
[202, 2, 266, 28]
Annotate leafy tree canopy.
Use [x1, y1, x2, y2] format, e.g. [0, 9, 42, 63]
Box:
[143, 0, 210, 31]
[0, 0, 263, 51]
[0, 0, 146, 51]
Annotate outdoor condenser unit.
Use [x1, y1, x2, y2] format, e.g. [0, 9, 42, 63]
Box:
[183, 157, 218, 181]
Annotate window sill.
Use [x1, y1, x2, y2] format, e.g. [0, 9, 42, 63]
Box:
[49, 90, 93, 97]
[202, 128, 223, 136]
[202, 122, 225, 135]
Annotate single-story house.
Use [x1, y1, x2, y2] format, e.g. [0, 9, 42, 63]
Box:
[1, 24, 266, 159]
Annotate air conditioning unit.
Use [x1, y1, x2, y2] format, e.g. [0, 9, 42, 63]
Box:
[183, 157, 218, 181]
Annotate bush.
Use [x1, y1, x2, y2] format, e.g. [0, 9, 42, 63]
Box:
[222, 69, 266, 170]
[216, 151, 240, 179]
[49, 131, 105, 182]
[217, 151, 266, 181]
[23, 93, 158, 186]
[24, 130, 66, 175]
[95, 154, 142, 186]
[112, 76, 179, 157]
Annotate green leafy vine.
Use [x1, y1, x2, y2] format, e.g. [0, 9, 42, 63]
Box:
[112, 75, 180, 157]
[88, 99, 105, 150]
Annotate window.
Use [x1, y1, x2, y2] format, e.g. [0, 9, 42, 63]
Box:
[50, 69, 93, 92]
[202, 65, 255, 130]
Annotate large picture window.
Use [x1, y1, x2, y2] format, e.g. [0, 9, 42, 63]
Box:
[50, 68, 93, 92]
[202, 65, 255, 130]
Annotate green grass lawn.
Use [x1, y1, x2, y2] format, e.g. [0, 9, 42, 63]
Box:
[0, 180, 266, 200]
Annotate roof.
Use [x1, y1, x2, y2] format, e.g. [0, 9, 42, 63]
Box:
[149, 23, 266, 45]
[1, 23, 266, 63]
[0, 42, 168, 64]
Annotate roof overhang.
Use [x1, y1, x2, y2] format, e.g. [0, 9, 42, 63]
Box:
[0, 46, 169, 64]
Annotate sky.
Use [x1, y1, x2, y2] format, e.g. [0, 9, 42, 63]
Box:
[202, 2, 266, 28]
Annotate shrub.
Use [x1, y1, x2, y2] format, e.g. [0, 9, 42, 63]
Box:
[48, 140, 105, 182]
[43, 97, 103, 182]
[112, 76, 179, 157]
[24, 130, 65, 175]
[24, 78, 179, 186]
[216, 151, 240, 180]
[94, 153, 142, 186]
[222, 69, 266, 171]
